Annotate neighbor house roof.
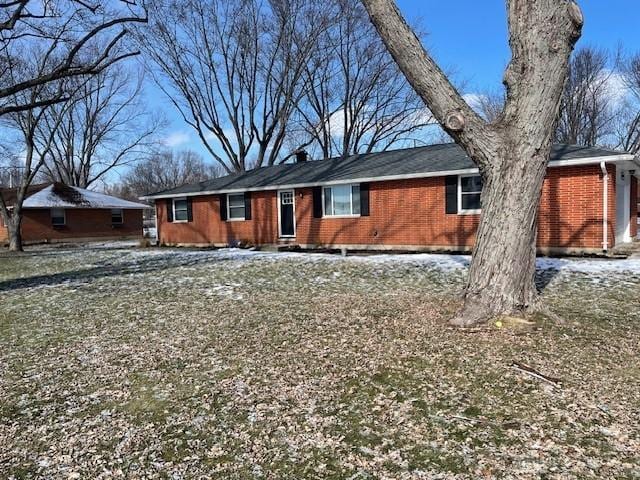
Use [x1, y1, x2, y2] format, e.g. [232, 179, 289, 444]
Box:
[142, 143, 636, 200]
[22, 183, 148, 209]
[0, 183, 50, 207]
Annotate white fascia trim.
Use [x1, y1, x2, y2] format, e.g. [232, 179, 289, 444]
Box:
[140, 154, 635, 200]
[548, 154, 635, 167]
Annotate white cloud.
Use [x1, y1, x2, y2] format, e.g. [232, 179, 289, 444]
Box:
[162, 131, 191, 148]
[601, 70, 630, 108]
[462, 93, 488, 114]
[324, 105, 436, 140]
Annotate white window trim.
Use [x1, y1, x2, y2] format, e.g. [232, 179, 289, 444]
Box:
[458, 174, 482, 215]
[322, 184, 361, 218]
[172, 197, 189, 223]
[226, 193, 246, 221]
[277, 189, 296, 238]
[51, 208, 66, 226]
[111, 208, 124, 225]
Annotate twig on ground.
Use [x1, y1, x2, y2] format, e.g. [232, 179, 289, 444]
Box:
[450, 415, 492, 425]
[511, 361, 562, 388]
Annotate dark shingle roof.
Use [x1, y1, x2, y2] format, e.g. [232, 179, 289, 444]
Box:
[144, 143, 629, 198]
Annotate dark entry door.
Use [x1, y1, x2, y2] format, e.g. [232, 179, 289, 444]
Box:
[279, 190, 295, 237]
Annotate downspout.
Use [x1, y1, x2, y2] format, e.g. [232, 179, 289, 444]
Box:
[154, 201, 159, 246]
[600, 162, 608, 252]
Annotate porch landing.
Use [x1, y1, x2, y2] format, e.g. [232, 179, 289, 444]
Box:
[611, 240, 640, 258]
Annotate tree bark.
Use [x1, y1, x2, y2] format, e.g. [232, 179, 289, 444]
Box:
[7, 215, 23, 252]
[361, 0, 583, 325]
[452, 147, 548, 325]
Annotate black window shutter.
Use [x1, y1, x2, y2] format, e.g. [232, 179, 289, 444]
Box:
[360, 183, 370, 216]
[244, 192, 252, 220]
[186, 197, 193, 222]
[445, 176, 458, 214]
[312, 187, 323, 218]
[166, 199, 173, 222]
[219, 194, 227, 221]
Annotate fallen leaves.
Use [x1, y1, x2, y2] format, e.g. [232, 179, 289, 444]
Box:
[0, 245, 638, 478]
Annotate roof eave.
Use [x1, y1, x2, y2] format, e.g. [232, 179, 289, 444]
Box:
[140, 154, 636, 201]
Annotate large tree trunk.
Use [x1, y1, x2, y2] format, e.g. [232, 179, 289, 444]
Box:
[7, 216, 23, 252]
[452, 148, 548, 325]
[360, 0, 583, 325]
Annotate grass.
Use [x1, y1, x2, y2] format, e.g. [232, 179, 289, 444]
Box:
[0, 244, 639, 479]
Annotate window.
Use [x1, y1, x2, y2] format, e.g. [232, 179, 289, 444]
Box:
[459, 175, 483, 213]
[173, 198, 188, 222]
[227, 193, 245, 220]
[323, 184, 360, 216]
[51, 208, 66, 226]
[281, 191, 293, 205]
[111, 209, 123, 224]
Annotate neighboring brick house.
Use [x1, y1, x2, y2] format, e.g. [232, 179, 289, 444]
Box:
[1, 183, 148, 245]
[142, 144, 639, 255]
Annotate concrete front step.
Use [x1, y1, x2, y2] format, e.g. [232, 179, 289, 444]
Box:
[259, 242, 301, 252]
[611, 240, 640, 257]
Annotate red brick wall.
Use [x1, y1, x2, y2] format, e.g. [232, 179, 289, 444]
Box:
[0, 214, 6, 242]
[537, 164, 615, 249]
[294, 179, 480, 248]
[157, 165, 616, 251]
[157, 192, 278, 246]
[19, 208, 143, 242]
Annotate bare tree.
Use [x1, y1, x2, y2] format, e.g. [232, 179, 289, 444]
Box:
[614, 53, 640, 154]
[0, 85, 70, 251]
[361, 0, 583, 325]
[0, 142, 23, 187]
[555, 46, 617, 146]
[37, 64, 160, 188]
[114, 150, 222, 198]
[141, 0, 330, 173]
[471, 91, 506, 123]
[0, 0, 148, 117]
[0, 0, 147, 252]
[294, 0, 433, 159]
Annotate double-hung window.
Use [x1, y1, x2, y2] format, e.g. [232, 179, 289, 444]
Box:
[459, 175, 483, 213]
[173, 198, 188, 222]
[51, 208, 66, 226]
[111, 208, 123, 224]
[323, 184, 360, 216]
[227, 193, 246, 220]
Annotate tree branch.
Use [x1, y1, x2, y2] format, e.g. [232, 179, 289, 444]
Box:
[360, 0, 495, 168]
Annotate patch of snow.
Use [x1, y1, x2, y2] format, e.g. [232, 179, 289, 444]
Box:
[142, 247, 640, 275]
[535, 256, 640, 274]
[144, 227, 157, 239]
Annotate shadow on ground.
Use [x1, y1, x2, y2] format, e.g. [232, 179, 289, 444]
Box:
[0, 250, 236, 293]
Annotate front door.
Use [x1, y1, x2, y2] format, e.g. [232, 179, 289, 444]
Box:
[615, 167, 631, 245]
[279, 190, 295, 237]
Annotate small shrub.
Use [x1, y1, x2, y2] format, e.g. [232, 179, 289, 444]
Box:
[139, 238, 152, 248]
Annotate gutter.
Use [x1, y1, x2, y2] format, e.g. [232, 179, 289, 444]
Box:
[600, 161, 609, 252]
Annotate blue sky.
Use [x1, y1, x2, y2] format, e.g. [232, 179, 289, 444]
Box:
[397, 0, 640, 92]
[157, 1, 640, 156]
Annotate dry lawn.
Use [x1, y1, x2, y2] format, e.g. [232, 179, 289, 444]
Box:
[0, 244, 638, 479]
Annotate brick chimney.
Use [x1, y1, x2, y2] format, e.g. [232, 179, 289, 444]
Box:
[295, 149, 308, 163]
